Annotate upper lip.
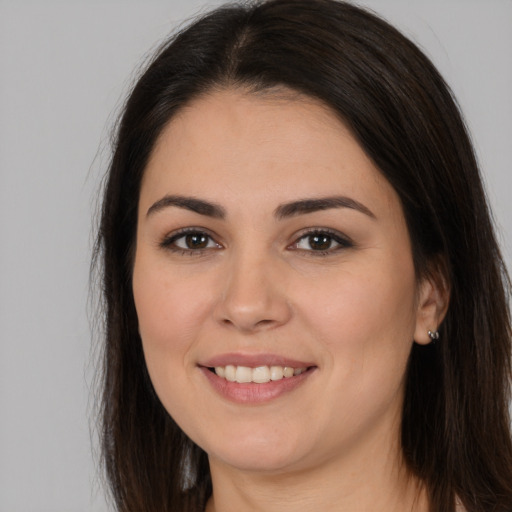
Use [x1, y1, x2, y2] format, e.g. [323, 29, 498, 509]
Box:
[200, 353, 316, 369]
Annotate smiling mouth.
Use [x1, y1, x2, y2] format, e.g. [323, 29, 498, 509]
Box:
[209, 365, 311, 383]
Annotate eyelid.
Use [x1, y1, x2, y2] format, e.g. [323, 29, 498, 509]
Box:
[159, 227, 223, 253]
[288, 227, 354, 253]
[158, 226, 353, 256]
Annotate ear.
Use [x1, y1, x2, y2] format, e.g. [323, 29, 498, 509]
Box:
[414, 271, 450, 345]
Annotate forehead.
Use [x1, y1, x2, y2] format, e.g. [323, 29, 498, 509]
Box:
[140, 88, 399, 218]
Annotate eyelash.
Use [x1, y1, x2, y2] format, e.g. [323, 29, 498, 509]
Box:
[290, 228, 354, 256]
[159, 227, 353, 256]
[159, 227, 221, 256]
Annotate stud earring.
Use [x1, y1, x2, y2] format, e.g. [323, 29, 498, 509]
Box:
[428, 330, 440, 341]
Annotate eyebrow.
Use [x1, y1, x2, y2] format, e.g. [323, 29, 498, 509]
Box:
[146, 195, 226, 219]
[274, 196, 376, 220]
[146, 194, 375, 220]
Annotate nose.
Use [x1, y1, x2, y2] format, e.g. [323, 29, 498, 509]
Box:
[214, 248, 293, 333]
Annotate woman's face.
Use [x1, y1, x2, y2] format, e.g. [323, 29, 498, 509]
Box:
[132, 89, 438, 474]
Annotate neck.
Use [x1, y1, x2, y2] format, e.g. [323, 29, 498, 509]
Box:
[205, 432, 428, 512]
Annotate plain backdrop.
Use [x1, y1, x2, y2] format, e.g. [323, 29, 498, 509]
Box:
[1, 1, 511, 510]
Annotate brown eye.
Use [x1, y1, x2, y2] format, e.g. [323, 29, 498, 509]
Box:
[184, 233, 209, 249]
[308, 234, 333, 251]
[163, 230, 221, 252]
[292, 230, 353, 254]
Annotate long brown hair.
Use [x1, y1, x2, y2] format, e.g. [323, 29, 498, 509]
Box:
[94, 1, 512, 510]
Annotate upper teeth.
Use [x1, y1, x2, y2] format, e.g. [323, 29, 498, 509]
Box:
[215, 365, 306, 383]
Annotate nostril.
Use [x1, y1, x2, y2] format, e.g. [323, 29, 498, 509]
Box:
[220, 317, 278, 333]
[255, 319, 274, 327]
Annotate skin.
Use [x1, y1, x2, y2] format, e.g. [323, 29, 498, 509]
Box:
[132, 89, 447, 512]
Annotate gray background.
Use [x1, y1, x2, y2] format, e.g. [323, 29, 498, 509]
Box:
[1, 1, 511, 510]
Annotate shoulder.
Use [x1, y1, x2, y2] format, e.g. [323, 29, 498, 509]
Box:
[455, 497, 466, 512]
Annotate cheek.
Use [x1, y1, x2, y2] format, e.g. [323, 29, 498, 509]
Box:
[298, 256, 418, 376]
[131, 255, 214, 426]
[298, 260, 417, 433]
[132, 254, 210, 366]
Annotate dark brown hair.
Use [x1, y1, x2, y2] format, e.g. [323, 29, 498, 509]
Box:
[94, 1, 512, 510]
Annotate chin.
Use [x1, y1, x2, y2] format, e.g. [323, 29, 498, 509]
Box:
[211, 447, 305, 474]
[201, 427, 310, 473]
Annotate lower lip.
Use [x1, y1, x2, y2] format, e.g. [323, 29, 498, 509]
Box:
[200, 367, 315, 404]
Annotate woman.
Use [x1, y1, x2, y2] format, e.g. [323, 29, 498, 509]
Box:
[94, 1, 512, 510]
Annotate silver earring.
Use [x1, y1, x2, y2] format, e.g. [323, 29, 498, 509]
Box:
[428, 330, 439, 341]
